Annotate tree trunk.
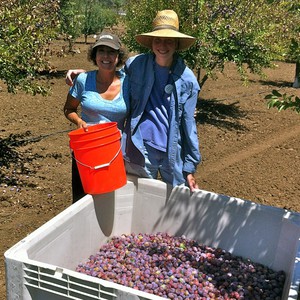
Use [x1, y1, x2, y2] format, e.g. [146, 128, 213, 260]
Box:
[292, 61, 300, 88]
[196, 68, 201, 83]
[68, 38, 73, 52]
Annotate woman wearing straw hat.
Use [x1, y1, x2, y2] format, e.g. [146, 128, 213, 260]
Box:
[122, 10, 201, 191]
[66, 10, 201, 191]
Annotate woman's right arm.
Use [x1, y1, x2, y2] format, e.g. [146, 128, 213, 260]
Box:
[63, 93, 87, 129]
[65, 69, 86, 86]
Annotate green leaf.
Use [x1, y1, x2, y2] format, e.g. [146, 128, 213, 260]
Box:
[272, 90, 282, 97]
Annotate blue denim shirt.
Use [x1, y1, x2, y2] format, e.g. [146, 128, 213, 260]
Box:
[122, 53, 201, 186]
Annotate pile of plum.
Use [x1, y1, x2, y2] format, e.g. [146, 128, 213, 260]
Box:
[76, 232, 285, 299]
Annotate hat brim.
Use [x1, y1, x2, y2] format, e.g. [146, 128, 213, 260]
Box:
[92, 41, 120, 50]
[136, 29, 195, 51]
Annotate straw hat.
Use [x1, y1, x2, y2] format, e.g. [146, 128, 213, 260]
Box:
[135, 10, 196, 51]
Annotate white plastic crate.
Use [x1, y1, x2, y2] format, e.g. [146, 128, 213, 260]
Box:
[5, 177, 300, 300]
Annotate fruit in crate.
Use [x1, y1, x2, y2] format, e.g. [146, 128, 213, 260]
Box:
[76, 232, 285, 299]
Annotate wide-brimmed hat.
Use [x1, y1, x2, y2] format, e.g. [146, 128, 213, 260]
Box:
[135, 10, 196, 51]
[93, 32, 121, 50]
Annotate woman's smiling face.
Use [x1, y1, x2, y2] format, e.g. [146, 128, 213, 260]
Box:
[96, 46, 119, 70]
[152, 37, 177, 67]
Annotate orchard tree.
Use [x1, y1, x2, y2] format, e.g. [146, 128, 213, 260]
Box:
[266, 1, 300, 88]
[81, 3, 118, 43]
[60, 0, 121, 47]
[286, 3, 300, 88]
[124, 0, 299, 87]
[0, 0, 60, 94]
[288, 7, 300, 88]
[264, 1, 300, 114]
[59, 0, 83, 51]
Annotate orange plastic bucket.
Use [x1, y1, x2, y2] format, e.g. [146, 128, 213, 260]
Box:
[69, 130, 121, 150]
[68, 122, 119, 142]
[68, 122, 126, 194]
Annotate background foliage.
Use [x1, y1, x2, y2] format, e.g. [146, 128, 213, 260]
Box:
[124, 0, 300, 87]
[0, 0, 60, 94]
[0, 0, 122, 95]
[59, 0, 122, 50]
[0, 0, 299, 114]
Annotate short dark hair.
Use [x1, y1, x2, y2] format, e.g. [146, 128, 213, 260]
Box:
[87, 45, 127, 68]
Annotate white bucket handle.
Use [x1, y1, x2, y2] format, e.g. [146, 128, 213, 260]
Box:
[72, 145, 122, 170]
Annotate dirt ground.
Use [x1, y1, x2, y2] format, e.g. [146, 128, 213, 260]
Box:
[0, 38, 299, 299]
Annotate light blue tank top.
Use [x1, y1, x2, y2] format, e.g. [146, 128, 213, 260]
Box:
[69, 70, 129, 130]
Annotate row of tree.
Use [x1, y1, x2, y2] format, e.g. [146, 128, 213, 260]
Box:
[0, 0, 123, 95]
[0, 0, 299, 111]
[125, 0, 300, 86]
[124, 0, 300, 113]
[59, 0, 124, 51]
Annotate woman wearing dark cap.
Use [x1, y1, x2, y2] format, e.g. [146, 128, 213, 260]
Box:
[63, 31, 129, 202]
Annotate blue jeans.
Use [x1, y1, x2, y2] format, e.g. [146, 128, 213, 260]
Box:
[125, 143, 174, 185]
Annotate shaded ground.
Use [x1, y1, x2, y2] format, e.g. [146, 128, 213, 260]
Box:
[0, 38, 299, 299]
